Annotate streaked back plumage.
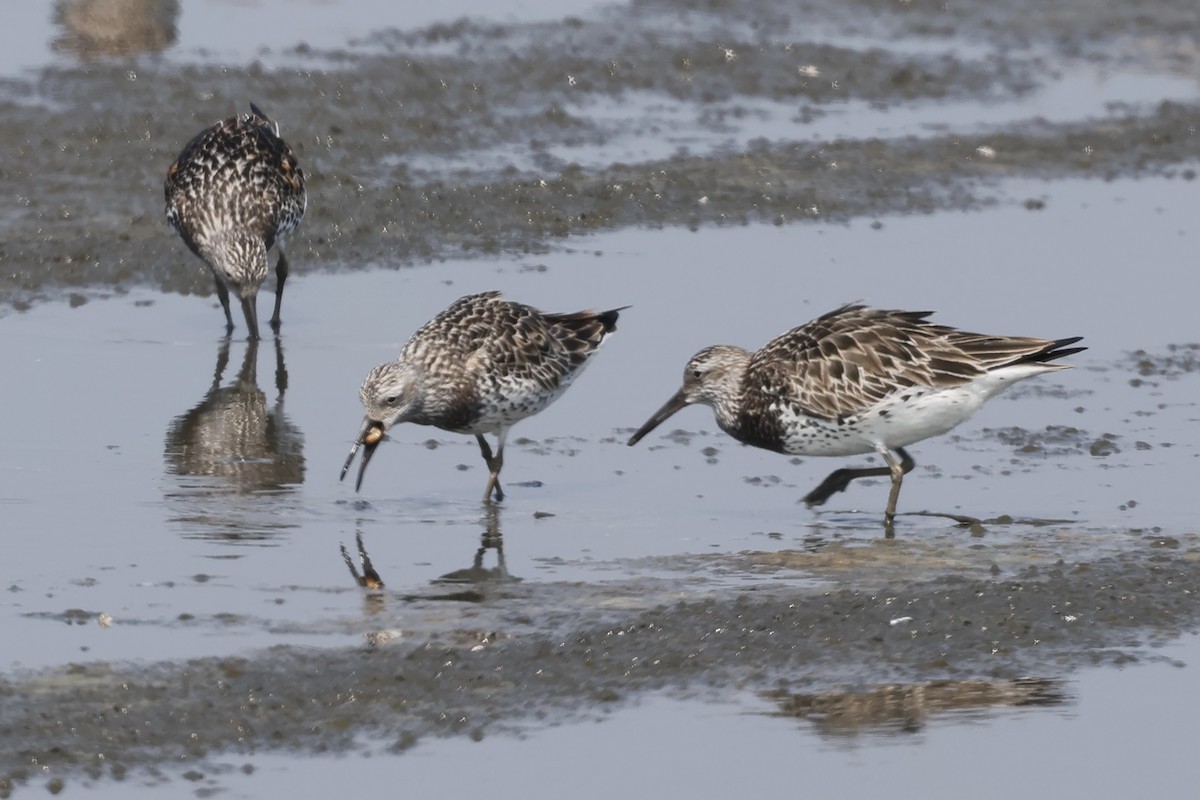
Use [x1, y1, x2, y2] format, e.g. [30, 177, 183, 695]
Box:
[378, 291, 620, 434]
[165, 104, 306, 337]
[747, 304, 1082, 420]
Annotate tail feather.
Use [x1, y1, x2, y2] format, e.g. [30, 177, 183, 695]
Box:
[595, 307, 624, 334]
[248, 102, 280, 135]
[545, 306, 627, 339]
[1013, 336, 1086, 367]
[544, 306, 627, 366]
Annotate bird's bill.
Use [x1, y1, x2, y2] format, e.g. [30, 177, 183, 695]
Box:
[340, 419, 385, 491]
[627, 388, 690, 446]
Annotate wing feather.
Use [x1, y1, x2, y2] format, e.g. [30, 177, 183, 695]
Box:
[745, 304, 1069, 420]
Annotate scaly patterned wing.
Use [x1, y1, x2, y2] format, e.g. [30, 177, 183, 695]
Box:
[400, 292, 506, 371]
[471, 300, 613, 394]
[165, 108, 305, 251]
[746, 304, 991, 421]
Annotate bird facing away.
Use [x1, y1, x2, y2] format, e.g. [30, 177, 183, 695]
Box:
[627, 304, 1085, 528]
[165, 103, 306, 339]
[341, 292, 625, 502]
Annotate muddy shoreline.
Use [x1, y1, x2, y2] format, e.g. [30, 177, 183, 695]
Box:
[3, 536, 1198, 793]
[2, 0, 1198, 309]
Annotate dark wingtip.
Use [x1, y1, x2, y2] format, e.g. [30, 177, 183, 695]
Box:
[1037, 337, 1087, 363]
[598, 305, 630, 333]
[544, 305, 629, 343]
[249, 102, 268, 119]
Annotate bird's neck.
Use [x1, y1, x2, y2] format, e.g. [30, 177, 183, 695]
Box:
[706, 352, 751, 437]
[204, 229, 267, 295]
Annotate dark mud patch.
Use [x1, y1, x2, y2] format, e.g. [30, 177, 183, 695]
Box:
[3, 533, 1199, 791]
[2, 0, 1200, 309]
[1129, 344, 1200, 382]
[983, 425, 1118, 458]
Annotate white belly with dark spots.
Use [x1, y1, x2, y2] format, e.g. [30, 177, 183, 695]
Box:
[460, 376, 576, 435]
[774, 384, 991, 456]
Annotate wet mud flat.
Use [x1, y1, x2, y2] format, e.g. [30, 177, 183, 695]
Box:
[2, 530, 1199, 795]
[1, 0, 1199, 306]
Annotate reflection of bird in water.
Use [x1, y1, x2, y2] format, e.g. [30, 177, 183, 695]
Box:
[342, 507, 517, 617]
[342, 292, 624, 502]
[164, 337, 305, 541]
[341, 531, 384, 589]
[628, 304, 1084, 531]
[434, 504, 520, 586]
[341, 530, 387, 618]
[761, 677, 1067, 737]
[53, 0, 179, 59]
[165, 104, 306, 340]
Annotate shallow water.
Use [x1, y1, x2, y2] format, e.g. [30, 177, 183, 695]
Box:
[3, 177, 1199, 796]
[2, 0, 1200, 796]
[0, 0, 614, 75]
[54, 632, 1198, 800]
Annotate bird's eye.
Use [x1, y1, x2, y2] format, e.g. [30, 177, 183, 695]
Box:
[690, 369, 702, 380]
[384, 395, 398, 405]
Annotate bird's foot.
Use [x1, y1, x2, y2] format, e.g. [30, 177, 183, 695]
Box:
[802, 469, 857, 506]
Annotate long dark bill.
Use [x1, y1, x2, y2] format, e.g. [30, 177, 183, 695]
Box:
[626, 389, 690, 446]
[340, 420, 384, 492]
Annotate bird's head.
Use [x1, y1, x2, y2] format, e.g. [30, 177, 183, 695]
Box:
[340, 361, 425, 491]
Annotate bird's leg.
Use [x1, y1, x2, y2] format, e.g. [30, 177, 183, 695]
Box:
[240, 295, 260, 341]
[214, 278, 235, 334]
[476, 435, 495, 499]
[804, 464, 891, 506]
[803, 447, 916, 511]
[270, 248, 289, 332]
[476, 434, 506, 503]
[879, 446, 916, 530]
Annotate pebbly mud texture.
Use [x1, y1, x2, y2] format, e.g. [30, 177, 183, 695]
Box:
[2, 0, 1199, 309]
[1, 532, 1199, 793]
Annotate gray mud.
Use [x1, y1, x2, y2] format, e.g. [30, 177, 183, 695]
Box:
[3, 534, 1199, 792]
[2, 0, 1199, 307]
